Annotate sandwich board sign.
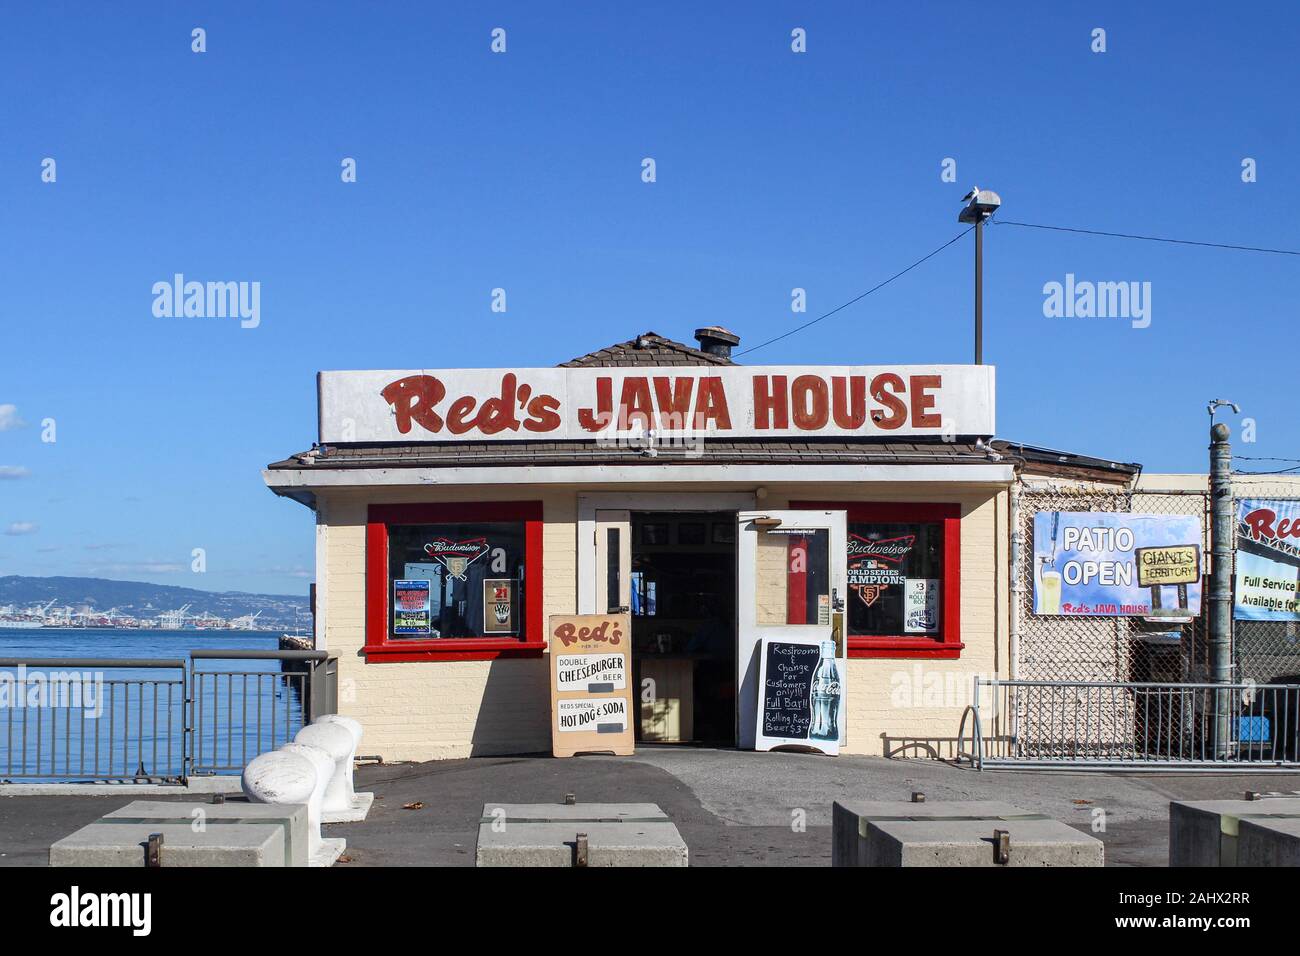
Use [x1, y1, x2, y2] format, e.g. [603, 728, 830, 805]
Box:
[754, 635, 841, 755]
[549, 613, 634, 758]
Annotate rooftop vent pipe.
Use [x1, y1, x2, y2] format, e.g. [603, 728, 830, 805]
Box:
[694, 326, 740, 359]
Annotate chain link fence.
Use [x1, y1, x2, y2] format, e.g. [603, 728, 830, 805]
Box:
[1009, 479, 1300, 763]
[1015, 483, 1209, 685]
[1231, 484, 1300, 685]
[1012, 483, 1209, 759]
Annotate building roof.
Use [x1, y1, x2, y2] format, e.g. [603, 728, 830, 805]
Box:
[559, 331, 734, 368]
[268, 437, 1004, 471]
[989, 440, 1140, 482]
[266, 331, 1143, 493]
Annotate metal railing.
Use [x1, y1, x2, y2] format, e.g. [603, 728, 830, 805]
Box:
[0, 650, 335, 784]
[188, 650, 330, 776]
[959, 677, 1300, 771]
[0, 658, 186, 783]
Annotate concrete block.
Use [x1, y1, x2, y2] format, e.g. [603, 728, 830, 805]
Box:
[1170, 799, 1300, 866]
[101, 800, 309, 867]
[50, 822, 284, 867]
[865, 818, 1103, 867]
[833, 800, 1028, 867]
[476, 803, 687, 867]
[1237, 817, 1300, 866]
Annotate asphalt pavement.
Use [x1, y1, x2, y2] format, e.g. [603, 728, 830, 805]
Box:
[5, 750, 1299, 866]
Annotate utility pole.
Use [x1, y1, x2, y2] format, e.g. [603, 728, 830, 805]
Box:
[959, 187, 1001, 365]
[1207, 399, 1239, 758]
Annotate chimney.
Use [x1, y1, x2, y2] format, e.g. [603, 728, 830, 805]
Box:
[694, 326, 740, 359]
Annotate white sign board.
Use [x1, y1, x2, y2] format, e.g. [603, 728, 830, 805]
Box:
[318, 365, 996, 443]
[554, 652, 627, 693]
[555, 697, 629, 734]
[903, 578, 940, 633]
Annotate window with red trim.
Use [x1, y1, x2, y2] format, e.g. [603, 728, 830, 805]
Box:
[792, 501, 962, 659]
[366, 502, 544, 662]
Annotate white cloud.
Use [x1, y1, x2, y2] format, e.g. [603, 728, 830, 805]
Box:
[0, 466, 31, 479]
[5, 522, 39, 536]
[0, 406, 25, 431]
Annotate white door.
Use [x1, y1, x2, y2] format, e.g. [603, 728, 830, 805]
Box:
[737, 510, 847, 750]
[594, 510, 632, 614]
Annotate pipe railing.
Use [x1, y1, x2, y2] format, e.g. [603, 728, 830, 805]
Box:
[962, 677, 1300, 772]
[0, 650, 336, 784]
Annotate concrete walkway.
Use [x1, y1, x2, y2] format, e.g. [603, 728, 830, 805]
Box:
[4, 750, 1300, 866]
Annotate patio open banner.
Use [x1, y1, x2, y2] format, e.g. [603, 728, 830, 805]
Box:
[1032, 511, 1203, 618]
[1235, 498, 1300, 621]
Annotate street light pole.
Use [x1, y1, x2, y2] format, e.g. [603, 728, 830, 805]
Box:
[959, 188, 1001, 365]
[1207, 398, 1239, 758]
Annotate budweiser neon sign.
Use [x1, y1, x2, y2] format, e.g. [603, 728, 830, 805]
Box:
[423, 537, 490, 580]
[848, 534, 916, 564]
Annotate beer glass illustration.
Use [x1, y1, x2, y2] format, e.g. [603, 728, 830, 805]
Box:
[1038, 562, 1063, 614]
[1037, 511, 1063, 614]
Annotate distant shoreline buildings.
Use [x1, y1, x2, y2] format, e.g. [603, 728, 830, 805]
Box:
[0, 600, 278, 631]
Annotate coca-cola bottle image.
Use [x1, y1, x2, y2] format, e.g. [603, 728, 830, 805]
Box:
[809, 640, 840, 742]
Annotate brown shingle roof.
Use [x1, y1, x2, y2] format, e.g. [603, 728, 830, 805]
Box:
[269, 438, 1001, 471]
[559, 331, 734, 368]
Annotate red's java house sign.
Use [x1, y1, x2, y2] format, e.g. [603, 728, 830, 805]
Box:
[317, 365, 996, 443]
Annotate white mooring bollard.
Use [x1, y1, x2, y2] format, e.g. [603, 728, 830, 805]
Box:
[241, 750, 318, 866]
[312, 714, 374, 822]
[296, 722, 354, 814]
[276, 742, 347, 867]
[242, 750, 316, 807]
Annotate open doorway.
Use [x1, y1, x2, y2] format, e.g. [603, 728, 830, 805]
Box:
[630, 511, 737, 745]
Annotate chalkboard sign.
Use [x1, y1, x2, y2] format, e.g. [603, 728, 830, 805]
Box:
[754, 636, 840, 755]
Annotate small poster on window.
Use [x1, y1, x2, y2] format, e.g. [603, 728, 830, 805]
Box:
[903, 578, 939, 633]
[404, 562, 443, 618]
[393, 579, 432, 634]
[482, 578, 516, 634]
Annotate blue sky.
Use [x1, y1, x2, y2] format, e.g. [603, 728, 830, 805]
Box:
[1, 2, 1297, 594]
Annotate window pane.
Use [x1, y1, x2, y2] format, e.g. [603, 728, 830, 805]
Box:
[606, 527, 620, 611]
[755, 528, 831, 626]
[387, 521, 525, 639]
[847, 522, 943, 637]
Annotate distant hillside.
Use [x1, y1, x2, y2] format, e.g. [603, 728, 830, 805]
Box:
[0, 576, 309, 629]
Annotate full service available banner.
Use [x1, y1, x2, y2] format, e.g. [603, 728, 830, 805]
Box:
[1033, 512, 1203, 617]
[1235, 499, 1300, 621]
